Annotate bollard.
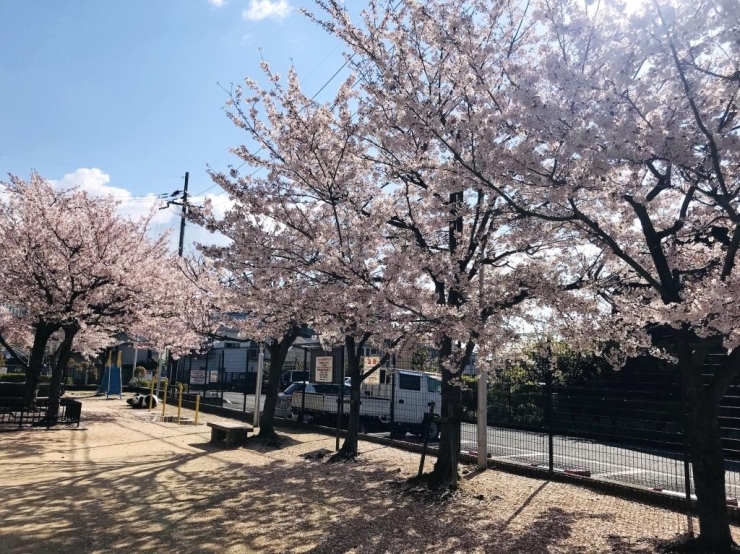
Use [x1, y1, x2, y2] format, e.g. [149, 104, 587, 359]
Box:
[162, 385, 168, 417]
[177, 384, 183, 424]
[148, 378, 155, 411]
[195, 393, 200, 425]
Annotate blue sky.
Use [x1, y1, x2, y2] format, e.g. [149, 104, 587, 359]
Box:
[0, 0, 348, 249]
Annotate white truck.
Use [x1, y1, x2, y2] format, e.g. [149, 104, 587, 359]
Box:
[291, 369, 442, 440]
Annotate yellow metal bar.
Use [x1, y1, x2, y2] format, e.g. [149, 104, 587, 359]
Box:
[148, 377, 155, 411]
[177, 384, 183, 424]
[162, 385, 168, 417]
[195, 394, 200, 425]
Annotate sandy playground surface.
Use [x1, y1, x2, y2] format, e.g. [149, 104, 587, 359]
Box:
[0, 394, 733, 554]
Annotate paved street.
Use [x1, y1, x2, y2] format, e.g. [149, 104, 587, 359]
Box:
[215, 392, 740, 499]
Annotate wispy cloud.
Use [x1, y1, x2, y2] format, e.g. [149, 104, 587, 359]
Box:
[242, 0, 291, 21]
[208, 0, 227, 7]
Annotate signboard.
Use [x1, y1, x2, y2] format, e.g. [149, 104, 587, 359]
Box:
[315, 356, 333, 383]
[362, 356, 381, 385]
[210, 371, 220, 384]
[190, 370, 206, 385]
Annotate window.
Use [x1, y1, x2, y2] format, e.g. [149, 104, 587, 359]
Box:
[427, 377, 441, 394]
[225, 342, 240, 349]
[399, 373, 421, 391]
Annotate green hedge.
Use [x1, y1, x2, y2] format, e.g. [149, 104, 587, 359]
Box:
[0, 373, 53, 383]
[0, 373, 26, 383]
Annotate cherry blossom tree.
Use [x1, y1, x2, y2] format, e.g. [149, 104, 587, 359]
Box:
[303, 0, 740, 549]
[208, 62, 412, 454]
[300, 0, 588, 487]
[294, 2, 740, 548]
[527, 3, 740, 549]
[0, 173, 198, 421]
[195, 206, 315, 440]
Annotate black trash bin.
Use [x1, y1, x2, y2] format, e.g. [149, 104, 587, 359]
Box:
[62, 399, 82, 427]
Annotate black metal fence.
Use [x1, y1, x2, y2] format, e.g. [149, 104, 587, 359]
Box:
[156, 343, 740, 506]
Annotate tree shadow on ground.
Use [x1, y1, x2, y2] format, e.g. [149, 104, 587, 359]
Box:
[0, 423, 684, 554]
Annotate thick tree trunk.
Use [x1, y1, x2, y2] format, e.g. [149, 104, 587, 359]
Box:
[341, 390, 360, 456]
[338, 336, 362, 458]
[429, 369, 462, 487]
[258, 326, 301, 439]
[687, 410, 734, 552]
[46, 323, 79, 424]
[258, 344, 285, 438]
[675, 331, 738, 552]
[24, 323, 56, 407]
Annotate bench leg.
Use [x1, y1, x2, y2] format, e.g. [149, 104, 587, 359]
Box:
[211, 427, 220, 444]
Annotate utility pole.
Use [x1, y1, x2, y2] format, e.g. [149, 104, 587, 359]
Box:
[478, 251, 487, 470]
[178, 172, 189, 257]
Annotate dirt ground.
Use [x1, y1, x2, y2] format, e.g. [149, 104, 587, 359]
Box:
[0, 394, 733, 554]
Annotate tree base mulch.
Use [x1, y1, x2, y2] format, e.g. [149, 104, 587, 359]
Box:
[386, 472, 489, 504]
[327, 449, 360, 463]
[656, 534, 740, 554]
[243, 431, 298, 451]
[302, 448, 333, 461]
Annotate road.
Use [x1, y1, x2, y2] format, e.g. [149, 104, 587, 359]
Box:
[216, 392, 740, 499]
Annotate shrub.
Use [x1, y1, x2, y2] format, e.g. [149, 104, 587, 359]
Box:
[0, 373, 26, 383]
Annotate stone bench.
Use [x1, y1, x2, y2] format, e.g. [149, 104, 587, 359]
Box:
[207, 421, 254, 447]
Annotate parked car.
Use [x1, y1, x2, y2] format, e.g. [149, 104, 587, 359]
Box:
[280, 370, 309, 391]
[276, 381, 309, 418]
[276, 381, 351, 419]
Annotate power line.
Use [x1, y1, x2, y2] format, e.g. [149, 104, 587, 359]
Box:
[194, 53, 355, 198]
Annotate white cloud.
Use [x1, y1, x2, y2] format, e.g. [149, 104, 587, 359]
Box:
[242, 0, 291, 21]
[49, 168, 233, 251]
[208, 0, 227, 7]
[51, 167, 173, 230]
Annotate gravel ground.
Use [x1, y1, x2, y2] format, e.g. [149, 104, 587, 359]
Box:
[0, 394, 735, 554]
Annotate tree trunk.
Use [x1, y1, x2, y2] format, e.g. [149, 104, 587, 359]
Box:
[675, 331, 738, 552]
[46, 323, 79, 424]
[258, 326, 301, 439]
[429, 368, 462, 487]
[687, 409, 735, 552]
[338, 335, 362, 458]
[24, 323, 56, 407]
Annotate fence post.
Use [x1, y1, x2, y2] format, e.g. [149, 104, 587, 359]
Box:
[418, 401, 436, 477]
[335, 346, 343, 451]
[678, 372, 695, 537]
[177, 383, 183, 423]
[390, 366, 396, 435]
[300, 348, 308, 422]
[148, 378, 155, 411]
[449, 404, 458, 487]
[546, 367, 554, 475]
[477, 365, 487, 470]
